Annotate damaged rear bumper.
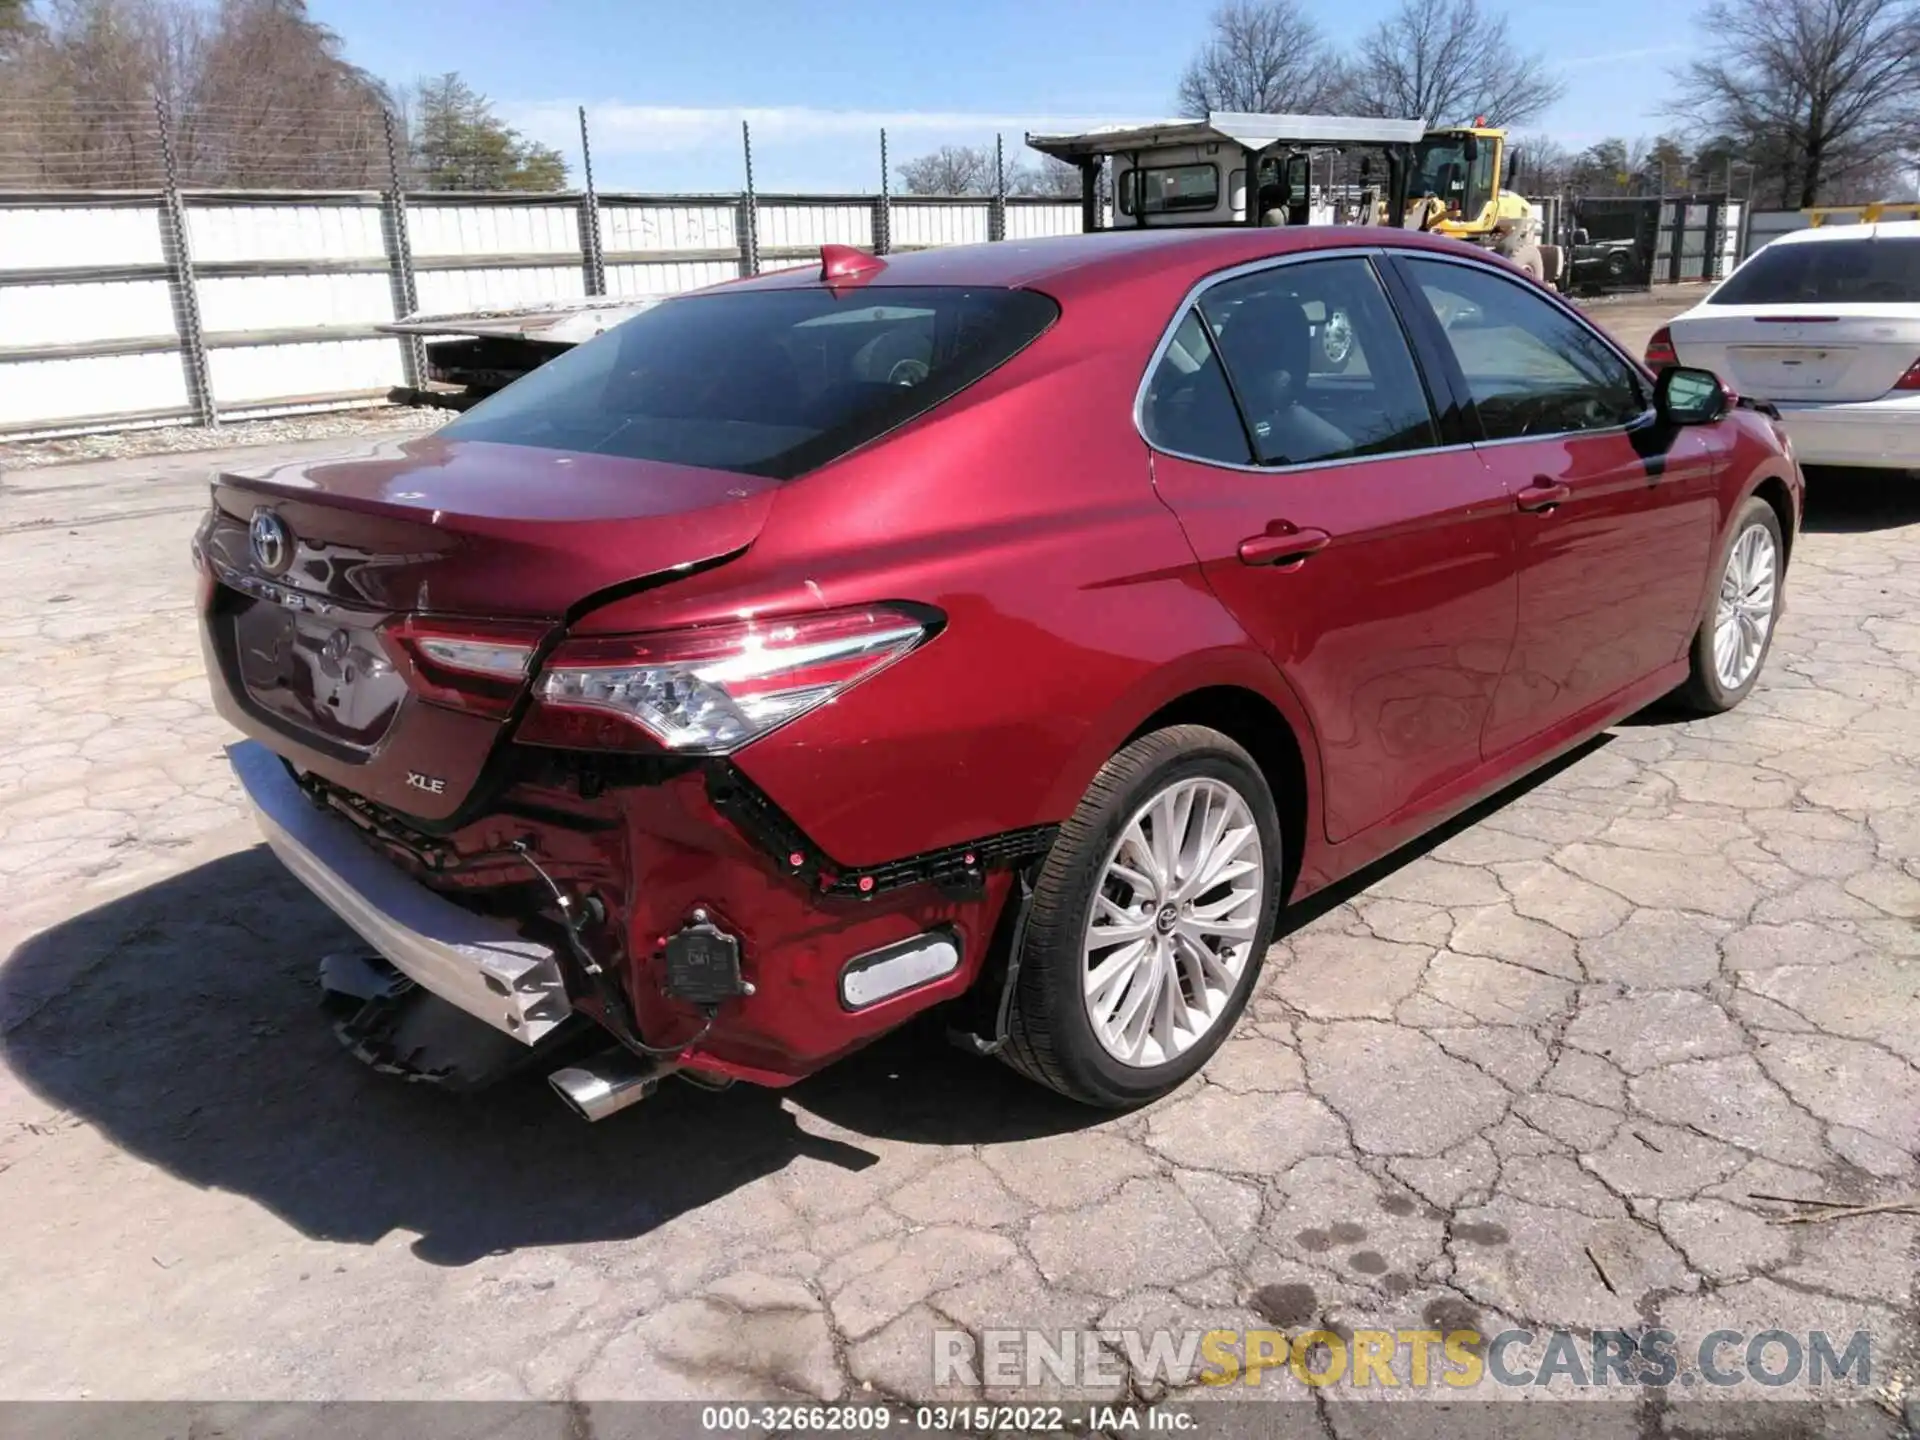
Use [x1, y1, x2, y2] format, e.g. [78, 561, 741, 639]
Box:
[228, 740, 574, 1046]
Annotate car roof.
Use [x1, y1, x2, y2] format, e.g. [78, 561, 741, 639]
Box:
[1772, 219, 1920, 245]
[718, 225, 1497, 302]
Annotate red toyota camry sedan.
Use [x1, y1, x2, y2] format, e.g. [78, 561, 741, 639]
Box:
[195, 227, 1801, 1119]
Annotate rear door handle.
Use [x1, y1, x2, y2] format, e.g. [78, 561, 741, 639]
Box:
[1516, 478, 1572, 513]
[1238, 525, 1331, 566]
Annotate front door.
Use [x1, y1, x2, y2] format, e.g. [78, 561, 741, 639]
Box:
[1142, 253, 1519, 843]
[1387, 255, 1720, 756]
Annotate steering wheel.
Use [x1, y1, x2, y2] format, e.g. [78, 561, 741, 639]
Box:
[887, 358, 930, 387]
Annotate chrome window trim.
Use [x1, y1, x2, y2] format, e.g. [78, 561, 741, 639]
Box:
[1148, 435, 1484, 478]
[1133, 244, 1661, 471]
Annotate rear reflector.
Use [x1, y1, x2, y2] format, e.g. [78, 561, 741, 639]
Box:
[840, 930, 962, 1010]
[380, 616, 549, 718]
[519, 603, 939, 754]
[1644, 326, 1677, 368]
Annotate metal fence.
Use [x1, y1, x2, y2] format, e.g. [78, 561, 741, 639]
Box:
[0, 188, 1082, 440]
[1558, 194, 1746, 296]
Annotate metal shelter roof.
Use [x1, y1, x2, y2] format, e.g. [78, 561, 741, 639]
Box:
[1026, 112, 1427, 160]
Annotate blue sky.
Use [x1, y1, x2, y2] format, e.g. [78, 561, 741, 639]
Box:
[312, 0, 1701, 193]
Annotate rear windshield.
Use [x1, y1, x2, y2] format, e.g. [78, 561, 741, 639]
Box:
[441, 284, 1059, 479]
[1709, 236, 1920, 305]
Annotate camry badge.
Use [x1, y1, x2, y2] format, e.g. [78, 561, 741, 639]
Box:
[249, 508, 293, 576]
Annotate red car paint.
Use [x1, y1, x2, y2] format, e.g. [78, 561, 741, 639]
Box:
[196, 226, 1802, 1086]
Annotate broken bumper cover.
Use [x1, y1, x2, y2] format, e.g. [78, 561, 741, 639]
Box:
[228, 740, 573, 1045]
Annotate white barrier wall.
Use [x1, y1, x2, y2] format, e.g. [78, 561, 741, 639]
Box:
[0, 200, 186, 431]
[0, 192, 1086, 439]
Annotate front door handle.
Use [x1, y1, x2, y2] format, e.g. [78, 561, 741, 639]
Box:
[1516, 478, 1572, 513]
[1238, 524, 1332, 566]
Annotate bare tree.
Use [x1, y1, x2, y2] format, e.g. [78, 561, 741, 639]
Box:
[1343, 0, 1562, 126]
[1176, 0, 1347, 116]
[1670, 0, 1920, 208]
[0, 0, 392, 188]
[1007, 152, 1083, 197]
[181, 0, 389, 187]
[896, 143, 996, 195]
[1508, 132, 1576, 191]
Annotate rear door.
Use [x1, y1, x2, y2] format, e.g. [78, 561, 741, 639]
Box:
[1385, 253, 1720, 757]
[1145, 252, 1519, 843]
[1672, 232, 1920, 402]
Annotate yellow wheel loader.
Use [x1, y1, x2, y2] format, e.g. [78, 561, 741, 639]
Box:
[1404, 123, 1563, 288]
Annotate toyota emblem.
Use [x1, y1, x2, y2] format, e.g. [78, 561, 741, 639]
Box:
[249, 508, 292, 576]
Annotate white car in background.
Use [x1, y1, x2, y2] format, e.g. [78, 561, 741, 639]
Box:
[1646, 219, 1920, 470]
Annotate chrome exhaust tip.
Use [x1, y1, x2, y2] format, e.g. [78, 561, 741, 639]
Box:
[548, 1051, 676, 1122]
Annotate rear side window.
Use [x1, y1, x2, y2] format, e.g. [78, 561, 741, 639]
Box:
[1200, 256, 1437, 466]
[443, 285, 1059, 479]
[1709, 237, 1920, 305]
[1141, 310, 1252, 465]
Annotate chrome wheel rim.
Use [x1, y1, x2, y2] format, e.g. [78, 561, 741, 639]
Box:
[1713, 521, 1778, 691]
[1321, 308, 1353, 366]
[1082, 777, 1265, 1068]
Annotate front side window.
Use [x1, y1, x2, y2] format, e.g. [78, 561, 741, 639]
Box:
[1709, 236, 1920, 305]
[1120, 164, 1221, 216]
[443, 285, 1058, 480]
[1198, 256, 1438, 467]
[1400, 258, 1646, 441]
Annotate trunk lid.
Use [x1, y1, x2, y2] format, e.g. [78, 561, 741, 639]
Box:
[199, 433, 777, 819]
[1672, 305, 1920, 404]
[207, 433, 777, 615]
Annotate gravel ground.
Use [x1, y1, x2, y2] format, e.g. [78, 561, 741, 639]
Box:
[0, 404, 445, 472]
[0, 291, 1912, 1428]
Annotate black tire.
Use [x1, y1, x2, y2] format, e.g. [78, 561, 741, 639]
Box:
[999, 725, 1284, 1108]
[1674, 497, 1785, 714]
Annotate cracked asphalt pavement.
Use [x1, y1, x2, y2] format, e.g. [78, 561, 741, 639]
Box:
[1, 311, 1916, 1427]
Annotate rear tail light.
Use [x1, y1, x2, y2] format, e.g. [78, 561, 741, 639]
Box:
[1893, 356, 1920, 391]
[379, 616, 548, 718]
[1644, 326, 1677, 368]
[518, 603, 938, 754]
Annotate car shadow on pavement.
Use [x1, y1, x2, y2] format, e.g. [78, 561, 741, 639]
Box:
[0, 732, 1628, 1267]
[1800, 466, 1920, 533]
[0, 847, 1103, 1266]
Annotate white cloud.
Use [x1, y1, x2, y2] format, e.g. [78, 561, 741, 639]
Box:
[1556, 43, 1694, 70]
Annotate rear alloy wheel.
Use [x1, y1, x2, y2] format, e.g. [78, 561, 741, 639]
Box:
[1676, 497, 1784, 713]
[1318, 307, 1355, 372]
[999, 725, 1282, 1108]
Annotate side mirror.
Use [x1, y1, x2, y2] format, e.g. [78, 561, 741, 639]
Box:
[1463, 135, 1480, 164]
[1573, 226, 1591, 246]
[1506, 148, 1521, 187]
[1656, 366, 1728, 425]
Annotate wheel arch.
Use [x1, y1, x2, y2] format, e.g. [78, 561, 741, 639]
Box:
[1749, 472, 1796, 568]
[1123, 685, 1312, 907]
